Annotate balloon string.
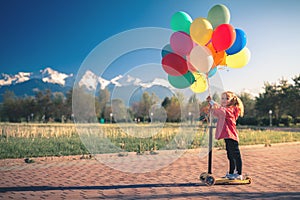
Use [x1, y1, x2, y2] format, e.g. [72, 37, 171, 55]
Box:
[206, 74, 211, 97]
[206, 74, 212, 127]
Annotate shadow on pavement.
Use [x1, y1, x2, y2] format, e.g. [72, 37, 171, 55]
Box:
[1, 184, 300, 199]
[0, 182, 201, 192]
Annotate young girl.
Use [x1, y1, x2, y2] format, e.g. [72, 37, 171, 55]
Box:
[207, 91, 244, 180]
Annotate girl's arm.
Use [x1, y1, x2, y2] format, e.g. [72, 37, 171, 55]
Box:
[211, 105, 226, 118]
[206, 96, 225, 118]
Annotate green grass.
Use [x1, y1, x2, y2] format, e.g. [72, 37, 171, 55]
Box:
[0, 134, 89, 159]
[0, 123, 299, 159]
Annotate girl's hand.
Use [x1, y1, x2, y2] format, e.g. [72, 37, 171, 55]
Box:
[207, 96, 215, 106]
[206, 96, 211, 102]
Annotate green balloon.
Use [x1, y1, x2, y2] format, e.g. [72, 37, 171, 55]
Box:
[171, 11, 192, 34]
[168, 71, 195, 89]
[207, 4, 230, 29]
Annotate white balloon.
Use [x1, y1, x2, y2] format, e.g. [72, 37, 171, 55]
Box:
[188, 45, 213, 73]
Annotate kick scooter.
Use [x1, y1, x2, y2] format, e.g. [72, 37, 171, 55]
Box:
[199, 126, 252, 186]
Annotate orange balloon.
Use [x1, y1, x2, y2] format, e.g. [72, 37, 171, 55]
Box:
[206, 43, 226, 68]
[219, 54, 227, 66]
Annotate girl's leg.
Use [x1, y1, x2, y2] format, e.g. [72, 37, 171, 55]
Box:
[232, 140, 242, 175]
[225, 139, 236, 174]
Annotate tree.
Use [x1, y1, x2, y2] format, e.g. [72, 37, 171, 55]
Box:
[72, 86, 97, 123]
[186, 94, 200, 121]
[285, 75, 300, 119]
[237, 92, 258, 125]
[255, 74, 300, 126]
[1, 90, 20, 122]
[166, 96, 181, 122]
[21, 96, 36, 122]
[129, 92, 162, 122]
[96, 88, 110, 119]
[239, 92, 256, 117]
[111, 99, 127, 122]
[133, 92, 152, 122]
[162, 97, 171, 108]
[65, 89, 73, 121]
[255, 82, 279, 119]
[52, 92, 65, 122]
[35, 89, 52, 122]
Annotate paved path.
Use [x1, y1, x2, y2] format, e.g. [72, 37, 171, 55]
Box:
[1, 143, 300, 199]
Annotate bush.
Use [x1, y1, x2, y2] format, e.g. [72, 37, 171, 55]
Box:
[237, 117, 259, 126]
[294, 117, 300, 124]
[256, 117, 280, 127]
[280, 115, 293, 127]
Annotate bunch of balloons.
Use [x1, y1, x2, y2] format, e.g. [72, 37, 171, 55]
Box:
[161, 4, 251, 93]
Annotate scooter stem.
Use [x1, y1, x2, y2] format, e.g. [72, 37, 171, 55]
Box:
[208, 125, 213, 174]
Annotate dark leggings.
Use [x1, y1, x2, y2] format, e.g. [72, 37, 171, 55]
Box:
[225, 138, 242, 175]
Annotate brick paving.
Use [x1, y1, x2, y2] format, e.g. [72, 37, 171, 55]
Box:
[0, 142, 299, 199]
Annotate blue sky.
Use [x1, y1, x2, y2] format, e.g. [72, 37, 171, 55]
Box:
[1, 0, 300, 95]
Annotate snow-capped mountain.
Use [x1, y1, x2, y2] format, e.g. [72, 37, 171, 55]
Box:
[78, 70, 171, 91]
[76, 69, 175, 104]
[0, 67, 175, 102]
[78, 70, 113, 90]
[40, 67, 73, 86]
[0, 67, 73, 87]
[0, 72, 31, 86]
[0, 67, 76, 101]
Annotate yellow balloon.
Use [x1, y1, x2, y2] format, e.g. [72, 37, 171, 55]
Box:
[190, 17, 213, 46]
[190, 72, 208, 93]
[226, 47, 251, 68]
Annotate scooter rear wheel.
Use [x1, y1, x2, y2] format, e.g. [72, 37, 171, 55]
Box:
[199, 172, 208, 182]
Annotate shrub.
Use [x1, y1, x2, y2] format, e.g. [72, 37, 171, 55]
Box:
[280, 115, 293, 127]
[237, 117, 258, 126]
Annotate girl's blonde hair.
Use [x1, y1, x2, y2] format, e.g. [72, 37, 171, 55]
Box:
[223, 91, 244, 117]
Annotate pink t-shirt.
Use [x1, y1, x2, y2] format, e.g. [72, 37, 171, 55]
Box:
[211, 106, 240, 142]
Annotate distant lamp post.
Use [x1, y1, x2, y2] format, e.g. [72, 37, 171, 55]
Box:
[188, 112, 192, 124]
[150, 112, 153, 123]
[110, 113, 113, 124]
[269, 110, 273, 127]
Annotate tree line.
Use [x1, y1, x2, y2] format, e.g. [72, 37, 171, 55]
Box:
[239, 75, 300, 126]
[0, 74, 299, 126]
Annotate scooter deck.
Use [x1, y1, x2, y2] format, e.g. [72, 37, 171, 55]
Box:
[215, 177, 251, 185]
[199, 172, 252, 186]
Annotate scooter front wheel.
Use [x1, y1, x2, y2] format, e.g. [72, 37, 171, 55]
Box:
[205, 175, 216, 186]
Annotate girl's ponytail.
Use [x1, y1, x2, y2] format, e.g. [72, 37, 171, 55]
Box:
[236, 96, 244, 117]
[225, 91, 244, 117]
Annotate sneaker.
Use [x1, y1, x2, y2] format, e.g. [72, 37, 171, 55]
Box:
[229, 174, 243, 180]
[222, 172, 233, 179]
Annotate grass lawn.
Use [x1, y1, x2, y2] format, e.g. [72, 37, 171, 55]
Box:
[1, 123, 299, 159]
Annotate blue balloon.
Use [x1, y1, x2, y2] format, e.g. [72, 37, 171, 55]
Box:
[208, 67, 217, 78]
[226, 29, 247, 55]
[161, 44, 173, 58]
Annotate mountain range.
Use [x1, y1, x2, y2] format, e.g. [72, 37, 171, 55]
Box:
[0, 67, 173, 102]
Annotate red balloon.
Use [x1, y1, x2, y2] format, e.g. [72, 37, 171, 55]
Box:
[212, 24, 236, 52]
[162, 53, 188, 76]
